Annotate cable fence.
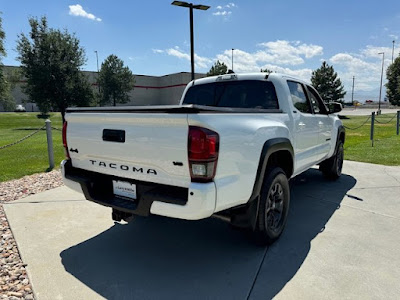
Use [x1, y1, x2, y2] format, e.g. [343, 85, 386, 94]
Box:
[0, 125, 46, 150]
[341, 110, 400, 147]
[374, 114, 397, 124]
[0, 118, 64, 182]
[343, 116, 371, 130]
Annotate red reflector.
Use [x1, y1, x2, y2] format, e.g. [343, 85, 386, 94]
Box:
[62, 122, 70, 159]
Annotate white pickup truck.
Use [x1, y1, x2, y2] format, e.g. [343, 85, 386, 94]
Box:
[61, 73, 345, 244]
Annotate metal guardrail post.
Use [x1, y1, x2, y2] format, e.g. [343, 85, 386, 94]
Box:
[45, 119, 55, 170]
[370, 112, 375, 147]
[397, 111, 400, 136]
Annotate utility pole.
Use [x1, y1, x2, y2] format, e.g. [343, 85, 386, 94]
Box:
[392, 40, 395, 64]
[95, 51, 100, 94]
[351, 76, 355, 105]
[378, 52, 385, 115]
[232, 48, 234, 71]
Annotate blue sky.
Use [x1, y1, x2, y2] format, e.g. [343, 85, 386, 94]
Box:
[2, 0, 400, 101]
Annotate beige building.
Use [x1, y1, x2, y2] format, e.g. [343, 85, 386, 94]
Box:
[1, 65, 205, 112]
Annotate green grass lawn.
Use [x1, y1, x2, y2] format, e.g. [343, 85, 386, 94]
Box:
[341, 113, 400, 166]
[0, 112, 399, 182]
[0, 113, 64, 182]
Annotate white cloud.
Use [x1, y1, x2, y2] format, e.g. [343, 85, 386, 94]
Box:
[214, 47, 314, 81]
[213, 2, 236, 17]
[360, 45, 392, 59]
[165, 48, 212, 69]
[213, 11, 232, 16]
[389, 34, 398, 40]
[153, 39, 323, 78]
[69, 4, 101, 22]
[328, 45, 400, 97]
[152, 40, 400, 98]
[257, 40, 323, 65]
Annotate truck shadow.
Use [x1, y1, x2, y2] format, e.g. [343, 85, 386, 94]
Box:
[60, 169, 356, 300]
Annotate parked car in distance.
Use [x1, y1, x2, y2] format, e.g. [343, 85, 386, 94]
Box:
[365, 100, 374, 104]
[15, 105, 26, 112]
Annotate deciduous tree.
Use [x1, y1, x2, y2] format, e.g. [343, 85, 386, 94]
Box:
[0, 13, 15, 111]
[16, 16, 93, 120]
[311, 61, 346, 103]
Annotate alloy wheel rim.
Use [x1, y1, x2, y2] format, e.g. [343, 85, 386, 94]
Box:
[266, 182, 284, 232]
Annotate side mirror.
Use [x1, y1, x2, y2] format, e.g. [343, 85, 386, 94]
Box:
[328, 102, 342, 113]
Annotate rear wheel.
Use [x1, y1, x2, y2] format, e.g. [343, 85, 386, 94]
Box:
[253, 167, 290, 245]
[320, 141, 344, 180]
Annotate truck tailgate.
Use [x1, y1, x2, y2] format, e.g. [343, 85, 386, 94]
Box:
[65, 112, 191, 188]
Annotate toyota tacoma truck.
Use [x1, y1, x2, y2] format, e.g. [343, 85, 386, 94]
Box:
[61, 73, 345, 245]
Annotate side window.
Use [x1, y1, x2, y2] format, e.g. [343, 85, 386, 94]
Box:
[306, 86, 328, 114]
[287, 81, 311, 114]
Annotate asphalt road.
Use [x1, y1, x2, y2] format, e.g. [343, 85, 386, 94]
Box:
[4, 161, 400, 300]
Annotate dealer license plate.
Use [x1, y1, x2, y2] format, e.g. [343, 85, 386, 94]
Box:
[112, 180, 137, 200]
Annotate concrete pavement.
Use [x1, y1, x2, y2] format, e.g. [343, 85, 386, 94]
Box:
[3, 161, 400, 299]
[340, 107, 399, 116]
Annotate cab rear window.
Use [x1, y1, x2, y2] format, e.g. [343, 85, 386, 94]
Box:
[183, 80, 279, 109]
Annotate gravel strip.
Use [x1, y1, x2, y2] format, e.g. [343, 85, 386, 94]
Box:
[0, 171, 64, 299]
[0, 170, 63, 203]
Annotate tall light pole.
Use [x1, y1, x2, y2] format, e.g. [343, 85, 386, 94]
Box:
[351, 76, 355, 105]
[94, 50, 99, 73]
[378, 52, 385, 115]
[94, 51, 100, 94]
[231, 48, 235, 71]
[171, 1, 210, 81]
[392, 40, 395, 63]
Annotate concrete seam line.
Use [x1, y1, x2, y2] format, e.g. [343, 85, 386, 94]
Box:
[3, 200, 86, 205]
[352, 186, 400, 190]
[383, 167, 400, 185]
[337, 203, 400, 220]
[246, 246, 269, 300]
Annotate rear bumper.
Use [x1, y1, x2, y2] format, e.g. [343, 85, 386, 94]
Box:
[61, 160, 216, 220]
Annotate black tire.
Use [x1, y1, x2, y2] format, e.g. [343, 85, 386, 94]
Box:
[253, 167, 290, 245]
[320, 141, 344, 180]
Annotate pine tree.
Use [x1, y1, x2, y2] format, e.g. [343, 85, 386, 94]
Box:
[206, 60, 228, 76]
[261, 68, 273, 74]
[311, 61, 346, 103]
[385, 56, 400, 106]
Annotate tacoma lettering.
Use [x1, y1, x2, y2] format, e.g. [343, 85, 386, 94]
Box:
[88, 160, 157, 175]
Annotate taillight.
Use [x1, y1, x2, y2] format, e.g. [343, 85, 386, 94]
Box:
[188, 126, 219, 182]
[62, 122, 70, 159]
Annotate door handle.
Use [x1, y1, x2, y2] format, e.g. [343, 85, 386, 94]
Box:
[298, 122, 306, 126]
[318, 121, 324, 126]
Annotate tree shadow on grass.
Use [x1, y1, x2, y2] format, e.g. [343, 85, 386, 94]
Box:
[60, 168, 356, 300]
